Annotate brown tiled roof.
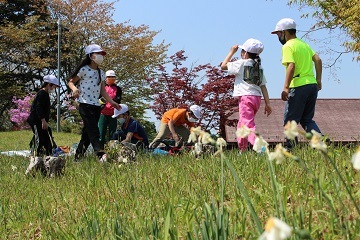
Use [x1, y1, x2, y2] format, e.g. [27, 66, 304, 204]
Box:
[224, 99, 360, 143]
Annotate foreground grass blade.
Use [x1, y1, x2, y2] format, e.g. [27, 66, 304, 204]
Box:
[225, 157, 263, 234]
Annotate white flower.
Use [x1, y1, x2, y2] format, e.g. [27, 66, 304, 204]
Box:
[193, 142, 203, 155]
[283, 121, 298, 140]
[200, 132, 216, 145]
[351, 147, 360, 170]
[236, 125, 251, 138]
[117, 156, 128, 163]
[188, 126, 202, 143]
[268, 144, 287, 164]
[309, 130, 327, 152]
[216, 137, 227, 150]
[11, 165, 17, 171]
[253, 136, 269, 153]
[258, 217, 292, 240]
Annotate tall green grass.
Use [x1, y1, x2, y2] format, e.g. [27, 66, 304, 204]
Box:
[0, 131, 359, 239]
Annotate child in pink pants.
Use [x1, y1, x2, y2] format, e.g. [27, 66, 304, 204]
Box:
[221, 38, 272, 152]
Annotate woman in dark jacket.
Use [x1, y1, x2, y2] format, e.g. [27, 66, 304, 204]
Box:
[27, 75, 60, 156]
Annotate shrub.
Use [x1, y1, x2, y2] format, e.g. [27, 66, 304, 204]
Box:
[8, 94, 35, 130]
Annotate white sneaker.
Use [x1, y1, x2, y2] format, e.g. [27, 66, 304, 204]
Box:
[99, 154, 107, 163]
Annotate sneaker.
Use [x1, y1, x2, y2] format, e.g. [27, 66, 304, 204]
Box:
[99, 154, 107, 163]
[73, 153, 84, 163]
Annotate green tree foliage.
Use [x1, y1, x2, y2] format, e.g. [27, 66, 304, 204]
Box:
[0, 0, 53, 126]
[0, 0, 48, 25]
[288, 0, 360, 61]
[50, 0, 168, 120]
[0, 0, 168, 129]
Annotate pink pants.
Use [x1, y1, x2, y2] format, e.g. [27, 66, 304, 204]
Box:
[237, 95, 261, 151]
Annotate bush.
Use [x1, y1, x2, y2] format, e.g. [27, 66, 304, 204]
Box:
[60, 118, 82, 134]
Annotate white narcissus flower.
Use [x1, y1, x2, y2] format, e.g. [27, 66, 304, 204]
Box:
[188, 126, 202, 143]
[258, 217, 292, 240]
[194, 142, 203, 155]
[283, 121, 298, 140]
[309, 130, 327, 152]
[253, 136, 269, 153]
[216, 137, 227, 150]
[236, 125, 251, 138]
[200, 132, 216, 145]
[351, 147, 360, 170]
[268, 144, 287, 164]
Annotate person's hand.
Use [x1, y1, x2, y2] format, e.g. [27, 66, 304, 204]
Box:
[317, 81, 322, 91]
[173, 134, 183, 147]
[281, 87, 289, 101]
[264, 104, 272, 117]
[110, 101, 121, 110]
[230, 45, 239, 53]
[173, 133, 179, 142]
[72, 88, 80, 99]
[42, 120, 48, 130]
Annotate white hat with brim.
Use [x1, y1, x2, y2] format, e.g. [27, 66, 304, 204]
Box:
[85, 44, 107, 55]
[106, 70, 116, 77]
[190, 104, 202, 119]
[238, 38, 264, 55]
[112, 104, 129, 118]
[271, 18, 296, 34]
[43, 75, 60, 87]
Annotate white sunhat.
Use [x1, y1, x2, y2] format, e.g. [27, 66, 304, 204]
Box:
[85, 44, 107, 55]
[106, 70, 116, 77]
[238, 38, 264, 55]
[190, 104, 202, 119]
[112, 104, 129, 118]
[43, 75, 60, 87]
[271, 18, 296, 34]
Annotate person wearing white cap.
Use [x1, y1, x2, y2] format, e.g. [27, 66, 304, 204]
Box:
[68, 44, 120, 162]
[111, 104, 149, 149]
[98, 70, 122, 146]
[271, 18, 323, 150]
[27, 75, 60, 156]
[149, 104, 202, 149]
[221, 39, 272, 153]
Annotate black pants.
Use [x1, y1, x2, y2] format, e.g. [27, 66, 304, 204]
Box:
[76, 103, 104, 158]
[29, 123, 53, 156]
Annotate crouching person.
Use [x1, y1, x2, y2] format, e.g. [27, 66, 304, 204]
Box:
[149, 104, 202, 149]
[112, 104, 149, 150]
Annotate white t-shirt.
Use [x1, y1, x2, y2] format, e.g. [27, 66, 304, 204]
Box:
[76, 65, 105, 106]
[227, 59, 267, 97]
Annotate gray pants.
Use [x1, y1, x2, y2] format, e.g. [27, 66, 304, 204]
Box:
[149, 122, 190, 148]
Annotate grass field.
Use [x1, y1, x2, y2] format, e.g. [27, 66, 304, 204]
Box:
[0, 130, 359, 239]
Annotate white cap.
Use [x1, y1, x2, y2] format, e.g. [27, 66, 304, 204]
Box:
[190, 105, 201, 119]
[271, 18, 296, 34]
[106, 70, 116, 77]
[43, 75, 60, 86]
[238, 38, 264, 55]
[112, 104, 129, 118]
[85, 44, 107, 55]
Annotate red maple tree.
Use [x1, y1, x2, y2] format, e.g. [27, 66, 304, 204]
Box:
[147, 50, 238, 137]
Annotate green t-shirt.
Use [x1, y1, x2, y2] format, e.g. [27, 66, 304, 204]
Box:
[282, 38, 317, 88]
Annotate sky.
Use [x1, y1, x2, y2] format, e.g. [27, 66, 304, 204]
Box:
[105, 0, 359, 125]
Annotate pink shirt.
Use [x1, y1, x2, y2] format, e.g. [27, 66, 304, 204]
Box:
[101, 84, 118, 116]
